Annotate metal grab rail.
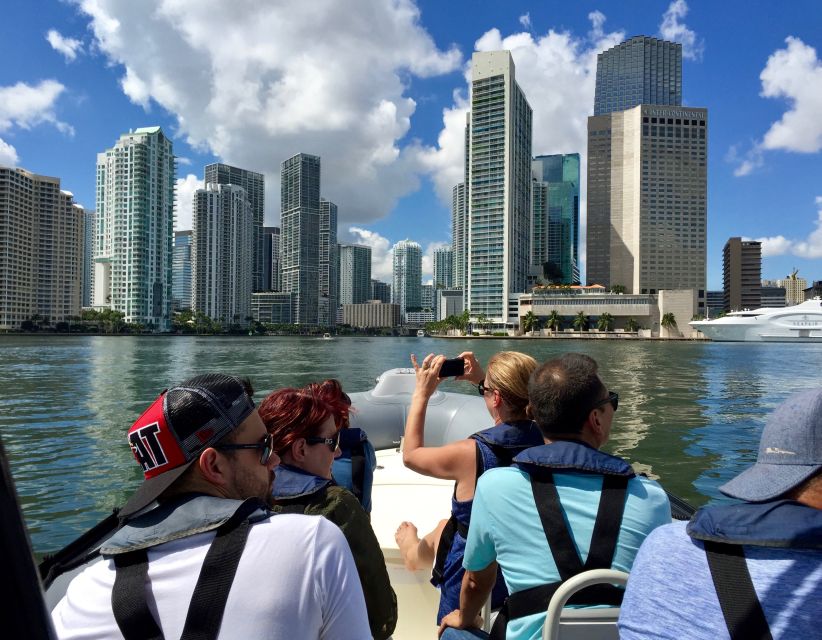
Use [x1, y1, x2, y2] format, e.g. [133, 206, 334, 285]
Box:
[542, 569, 629, 640]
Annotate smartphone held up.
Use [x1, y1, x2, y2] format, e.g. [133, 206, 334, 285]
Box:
[438, 357, 465, 378]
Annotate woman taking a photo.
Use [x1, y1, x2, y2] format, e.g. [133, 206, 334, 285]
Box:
[395, 351, 543, 625]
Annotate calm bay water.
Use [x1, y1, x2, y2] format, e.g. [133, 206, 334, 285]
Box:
[1, 334, 821, 555]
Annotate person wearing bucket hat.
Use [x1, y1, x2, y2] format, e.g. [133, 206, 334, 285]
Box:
[619, 388, 822, 640]
[51, 373, 371, 640]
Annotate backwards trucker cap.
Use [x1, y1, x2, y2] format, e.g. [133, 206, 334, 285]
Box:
[720, 387, 822, 503]
[120, 373, 256, 518]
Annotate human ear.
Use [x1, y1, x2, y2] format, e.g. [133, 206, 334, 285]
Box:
[198, 448, 230, 487]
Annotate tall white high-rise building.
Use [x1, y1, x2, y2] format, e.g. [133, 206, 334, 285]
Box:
[338, 244, 371, 305]
[94, 127, 174, 330]
[204, 163, 264, 292]
[0, 167, 84, 329]
[392, 239, 422, 322]
[433, 246, 453, 289]
[191, 184, 253, 325]
[319, 199, 338, 326]
[467, 51, 532, 324]
[280, 153, 321, 325]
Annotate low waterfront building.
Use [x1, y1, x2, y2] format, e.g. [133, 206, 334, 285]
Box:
[706, 290, 724, 318]
[251, 292, 294, 324]
[437, 289, 464, 320]
[343, 301, 400, 328]
[760, 287, 786, 308]
[518, 287, 698, 337]
[775, 271, 807, 306]
[406, 309, 435, 325]
[803, 280, 822, 300]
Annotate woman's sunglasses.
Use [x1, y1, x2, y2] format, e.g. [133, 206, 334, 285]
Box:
[305, 431, 341, 452]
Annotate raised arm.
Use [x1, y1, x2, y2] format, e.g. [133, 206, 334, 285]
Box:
[402, 353, 476, 482]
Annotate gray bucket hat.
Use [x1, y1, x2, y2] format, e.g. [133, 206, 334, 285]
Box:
[720, 388, 822, 502]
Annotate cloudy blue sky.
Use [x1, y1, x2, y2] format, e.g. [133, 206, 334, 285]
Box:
[2, 0, 821, 287]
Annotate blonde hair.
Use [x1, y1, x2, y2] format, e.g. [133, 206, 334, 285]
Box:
[485, 351, 538, 414]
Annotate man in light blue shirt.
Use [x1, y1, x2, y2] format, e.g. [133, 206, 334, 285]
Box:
[439, 353, 671, 640]
[619, 388, 822, 639]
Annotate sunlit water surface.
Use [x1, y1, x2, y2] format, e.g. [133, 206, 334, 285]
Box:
[1, 335, 820, 554]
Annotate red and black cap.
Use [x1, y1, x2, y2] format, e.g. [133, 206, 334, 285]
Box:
[120, 373, 256, 519]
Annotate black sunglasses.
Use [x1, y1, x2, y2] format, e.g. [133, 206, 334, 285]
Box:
[215, 433, 275, 465]
[305, 431, 341, 453]
[477, 379, 494, 396]
[592, 391, 619, 412]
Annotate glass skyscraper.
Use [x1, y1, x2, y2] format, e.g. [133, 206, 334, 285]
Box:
[594, 36, 682, 116]
[262, 226, 280, 292]
[172, 230, 192, 310]
[392, 239, 421, 322]
[280, 153, 320, 325]
[531, 154, 580, 285]
[338, 244, 371, 305]
[204, 163, 264, 292]
[467, 51, 532, 324]
[433, 246, 453, 289]
[319, 199, 338, 326]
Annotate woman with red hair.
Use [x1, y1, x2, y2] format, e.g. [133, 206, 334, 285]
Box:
[259, 386, 397, 640]
[307, 379, 377, 512]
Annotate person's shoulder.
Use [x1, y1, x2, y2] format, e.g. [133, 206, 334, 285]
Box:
[628, 475, 673, 504]
[251, 511, 327, 538]
[476, 465, 529, 492]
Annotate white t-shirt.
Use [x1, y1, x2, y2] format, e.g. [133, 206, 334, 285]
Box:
[51, 514, 371, 640]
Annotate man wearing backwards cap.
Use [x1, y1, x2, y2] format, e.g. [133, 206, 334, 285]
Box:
[618, 388, 822, 640]
[51, 373, 371, 640]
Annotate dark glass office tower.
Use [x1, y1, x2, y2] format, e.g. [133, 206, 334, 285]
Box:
[594, 36, 682, 116]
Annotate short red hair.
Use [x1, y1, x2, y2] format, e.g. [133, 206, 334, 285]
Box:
[258, 387, 335, 456]
[305, 379, 353, 429]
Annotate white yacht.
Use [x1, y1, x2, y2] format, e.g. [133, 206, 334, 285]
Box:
[690, 298, 822, 342]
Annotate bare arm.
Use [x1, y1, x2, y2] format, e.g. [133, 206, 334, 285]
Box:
[437, 562, 498, 636]
[402, 354, 476, 484]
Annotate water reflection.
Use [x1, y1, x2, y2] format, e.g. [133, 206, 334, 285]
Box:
[2, 335, 822, 554]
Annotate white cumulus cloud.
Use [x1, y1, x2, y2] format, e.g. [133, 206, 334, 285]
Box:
[46, 29, 84, 62]
[732, 37, 822, 176]
[174, 174, 204, 231]
[748, 197, 822, 259]
[760, 37, 822, 153]
[0, 137, 19, 167]
[658, 0, 704, 61]
[74, 0, 462, 226]
[0, 80, 72, 135]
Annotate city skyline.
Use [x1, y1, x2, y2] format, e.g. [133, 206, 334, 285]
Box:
[1, 1, 821, 286]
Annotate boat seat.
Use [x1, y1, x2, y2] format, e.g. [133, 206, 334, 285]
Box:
[542, 569, 628, 640]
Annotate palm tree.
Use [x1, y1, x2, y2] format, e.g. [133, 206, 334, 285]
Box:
[546, 310, 561, 333]
[610, 284, 626, 294]
[596, 312, 614, 332]
[572, 311, 588, 331]
[522, 310, 538, 336]
[625, 317, 639, 332]
[475, 313, 489, 334]
[660, 312, 678, 337]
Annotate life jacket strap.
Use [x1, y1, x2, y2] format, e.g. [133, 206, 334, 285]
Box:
[489, 471, 628, 640]
[111, 498, 260, 640]
[704, 541, 773, 640]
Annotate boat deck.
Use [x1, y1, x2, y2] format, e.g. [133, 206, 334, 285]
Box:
[371, 448, 453, 639]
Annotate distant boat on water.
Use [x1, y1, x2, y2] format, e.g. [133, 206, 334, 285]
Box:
[416, 329, 425, 337]
[690, 298, 822, 342]
[322, 333, 333, 340]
